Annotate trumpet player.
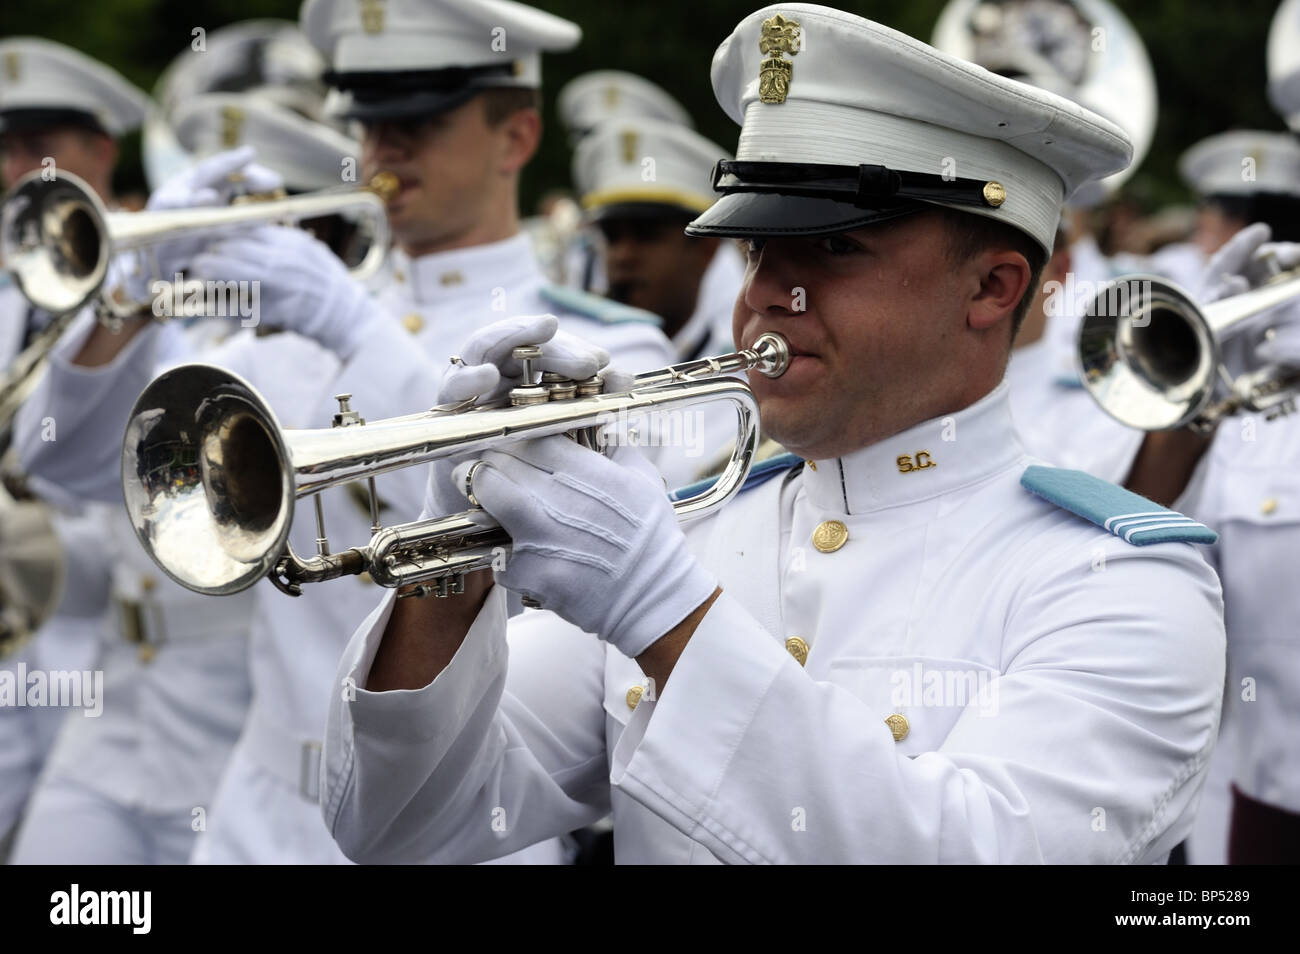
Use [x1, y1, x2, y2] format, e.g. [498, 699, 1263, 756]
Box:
[321, 5, 1226, 864]
[0, 37, 145, 860]
[1113, 5, 1300, 864]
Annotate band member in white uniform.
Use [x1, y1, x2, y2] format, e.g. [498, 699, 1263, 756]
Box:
[320, 5, 1226, 864]
[0, 37, 142, 860]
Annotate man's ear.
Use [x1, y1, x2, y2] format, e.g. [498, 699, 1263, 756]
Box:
[497, 107, 541, 175]
[967, 250, 1031, 332]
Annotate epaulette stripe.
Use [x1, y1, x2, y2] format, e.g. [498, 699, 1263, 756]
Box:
[1124, 520, 1200, 543]
[1020, 464, 1217, 546]
[1115, 516, 1199, 537]
[1103, 511, 1170, 531]
[538, 284, 662, 327]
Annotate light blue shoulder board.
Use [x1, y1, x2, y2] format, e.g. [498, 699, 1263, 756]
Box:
[1021, 464, 1217, 546]
[670, 452, 803, 503]
[539, 283, 662, 327]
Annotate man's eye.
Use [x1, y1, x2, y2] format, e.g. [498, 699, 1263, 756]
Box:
[817, 235, 861, 255]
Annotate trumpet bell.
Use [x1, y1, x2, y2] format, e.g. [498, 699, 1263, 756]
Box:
[0, 170, 110, 315]
[1077, 276, 1218, 431]
[123, 364, 294, 595]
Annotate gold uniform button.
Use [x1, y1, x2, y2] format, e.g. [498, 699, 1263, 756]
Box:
[140, 576, 156, 593]
[784, 636, 809, 666]
[1261, 497, 1279, 516]
[402, 313, 425, 334]
[885, 713, 910, 742]
[393, 268, 406, 283]
[812, 520, 849, 553]
[626, 685, 644, 711]
[138, 645, 157, 665]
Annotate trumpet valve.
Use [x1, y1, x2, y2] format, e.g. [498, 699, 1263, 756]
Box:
[509, 345, 549, 406]
[574, 375, 604, 397]
[541, 372, 577, 400]
[332, 393, 365, 427]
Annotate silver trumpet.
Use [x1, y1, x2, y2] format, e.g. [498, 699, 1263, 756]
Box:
[1, 168, 396, 315]
[122, 333, 791, 597]
[0, 168, 397, 432]
[1077, 269, 1300, 431]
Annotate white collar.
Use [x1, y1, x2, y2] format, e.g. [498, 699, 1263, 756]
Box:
[391, 233, 541, 304]
[802, 383, 1024, 515]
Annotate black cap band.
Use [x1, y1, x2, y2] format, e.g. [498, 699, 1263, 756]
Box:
[712, 159, 1000, 209]
[0, 108, 108, 137]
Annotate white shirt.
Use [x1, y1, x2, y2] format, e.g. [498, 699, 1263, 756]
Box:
[377, 233, 673, 377]
[323, 383, 1226, 863]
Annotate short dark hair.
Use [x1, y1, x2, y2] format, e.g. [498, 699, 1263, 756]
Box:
[479, 87, 542, 126]
[935, 206, 1048, 339]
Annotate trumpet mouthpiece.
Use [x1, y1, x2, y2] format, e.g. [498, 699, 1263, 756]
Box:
[368, 172, 401, 203]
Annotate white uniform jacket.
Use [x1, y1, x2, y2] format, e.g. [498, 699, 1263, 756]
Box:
[1180, 411, 1300, 816]
[323, 383, 1227, 864]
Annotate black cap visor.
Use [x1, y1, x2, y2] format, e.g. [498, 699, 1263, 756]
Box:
[325, 65, 519, 123]
[686, 192, 922, 238]
[685, 159, 1001, 239]
[0, 108, 107, 137]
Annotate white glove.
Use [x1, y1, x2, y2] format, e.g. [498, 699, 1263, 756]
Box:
[114, 146, 283, 304]
[451, 437, 718, 657]
[188, 224, 377, 359]
[437, 313, 619, 404]
[422, 313, 616, 520]
[1196, 222, 1300, 374]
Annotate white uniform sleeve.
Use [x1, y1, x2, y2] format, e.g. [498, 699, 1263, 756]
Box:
[323, 585, 610, 863]
[49, 506, 111, 619]
[609, 540, 1226, 864]
[14, 312, 162, 503]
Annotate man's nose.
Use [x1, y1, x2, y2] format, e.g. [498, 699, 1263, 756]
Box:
[604, 235, 638, 267]
[363, 125, 409, 165]
[742, 244, 802, 317]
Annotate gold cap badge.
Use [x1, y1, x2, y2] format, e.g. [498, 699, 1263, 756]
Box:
[359, 0, 385, 34]
[4, 52, 20, 82]
[758, 14, 801, 104]
[620, 129, 639, 164]
[220, 105, 245, 148]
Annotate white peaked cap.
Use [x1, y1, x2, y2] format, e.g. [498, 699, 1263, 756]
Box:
[574, 117, 731, 219]
[558, 71, 694, 138]
[0, 37, 150, 137]
[685, 4, 1132, 255]
[171, 93, 362, 193]
[1179, 130, 1300, 200]
[301, 0, 580, 120]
